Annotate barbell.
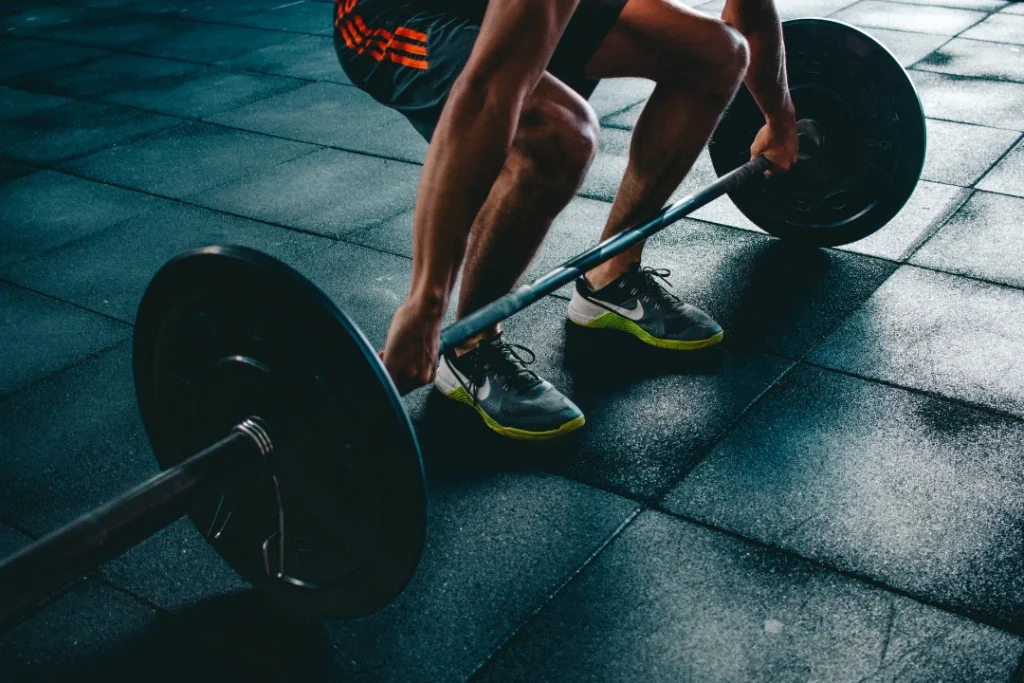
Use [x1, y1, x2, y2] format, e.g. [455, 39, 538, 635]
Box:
[0, 18, 925, 627]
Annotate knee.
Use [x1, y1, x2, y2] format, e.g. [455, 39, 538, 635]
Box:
[657, 19, 749, 97]
[516, 96, 599, 197]
[700, 23, 750, 95]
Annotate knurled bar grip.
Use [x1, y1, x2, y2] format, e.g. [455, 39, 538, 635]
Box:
[439, 154, 774, 352]
[0, 422, 271, 626]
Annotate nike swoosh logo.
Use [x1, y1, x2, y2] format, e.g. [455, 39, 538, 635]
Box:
[595, 298, 645, 321]
[447, 360, 491, 400]
[476, 377, 491, 400]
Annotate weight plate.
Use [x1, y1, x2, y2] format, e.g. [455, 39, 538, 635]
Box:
[709, 19, 926, 246]
[133, 246, 426, 618]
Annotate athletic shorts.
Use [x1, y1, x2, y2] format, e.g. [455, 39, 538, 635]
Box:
[332, 0, 628, 141]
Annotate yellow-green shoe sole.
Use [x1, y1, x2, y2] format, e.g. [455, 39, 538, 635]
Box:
[442, 386, 585, 440]
[570, 311, 724, 350]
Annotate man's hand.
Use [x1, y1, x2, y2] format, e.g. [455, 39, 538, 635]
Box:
[380, 301, 443, 395]
[750, 114, 798, 175]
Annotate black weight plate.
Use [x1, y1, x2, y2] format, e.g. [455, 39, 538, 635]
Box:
[709, 19, 926, 246]
[133, 246, 426, 618]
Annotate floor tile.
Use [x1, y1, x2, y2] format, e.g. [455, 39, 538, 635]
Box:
[0, 99, 179, 164]
[0, 1, 40, 18]
[103, 65, 304, 119]
[911, 191, 1024, 287]
[856, 26, 950, 66]
[0, 37, 105, 80]
[59, 121, 317, 199]
[0, 170, 159, 270]
[911, 70, 1024, 129]
[0, 283, 129, 399]
[960, 11, 1024, 43]
[235, 0, 333, 35]
[0, 522, 30, 555]
[977, 137, 1024, 196]
[838, 180, 970, 261]
[99, 518, 250, 613]
[0, 84, 73, 118]
[43, 11, 185, 49]
[128, 22, 296, 64]
[171, 0, 287, 23]
[4, 199, 333, 322]
[0, 580, 163, 683]
[190, 147, 422, 237]
[885, 0, 1012, 9]
[217, 33, 351, 84]
[832, 1, 987, 35]
[0, 344, 153, 532]
[916, 38, 1024, 81]
[666, 364, 1024, 627]
[6, 52, 201, 100]
[208, 81, 428, 163]
[590, 78, 655, 121]
[920, 118, 1020, 186]
[772, 0, 861, 17]
[321, 472, 639, 683]
[0, 4, 91, 37]
[808, 265, 1024, 418]
[0, 159, 36, 182]
[477, 511, 1024, 683]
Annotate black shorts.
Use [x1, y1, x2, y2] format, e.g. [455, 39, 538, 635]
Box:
[333, 0, 627, 141]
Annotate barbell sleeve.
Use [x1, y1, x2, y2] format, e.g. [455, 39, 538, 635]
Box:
[439, 154, 774, 352]
[0, 421, 271, 625]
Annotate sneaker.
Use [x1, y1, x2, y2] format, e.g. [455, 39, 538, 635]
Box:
[434, 335, 585, 440]
[566, 263, 723, 350]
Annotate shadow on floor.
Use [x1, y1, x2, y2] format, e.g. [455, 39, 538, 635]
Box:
[91, 592, 332, 683]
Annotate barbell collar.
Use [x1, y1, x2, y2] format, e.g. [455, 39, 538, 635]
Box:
[0, 421, 272, 628]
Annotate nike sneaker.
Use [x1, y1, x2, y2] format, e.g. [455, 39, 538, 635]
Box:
[566, 263, 723, 350]
[434, 335, 585, 440]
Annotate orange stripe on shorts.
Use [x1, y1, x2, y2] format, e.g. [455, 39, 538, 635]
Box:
[339, 24, 356, 49]
[389, 52, 428, 70]
[391, 39, 427, 56]
[395, 26, 427, 42]
[346, 19, 365, 43]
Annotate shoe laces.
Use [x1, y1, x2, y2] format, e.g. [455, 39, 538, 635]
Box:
[462, 339, 542, 393]
[623, 266, 681, 311]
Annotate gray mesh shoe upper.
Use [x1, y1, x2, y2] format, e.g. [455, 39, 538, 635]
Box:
[438, 336, 582, 433]
[577, 263, 722, 341]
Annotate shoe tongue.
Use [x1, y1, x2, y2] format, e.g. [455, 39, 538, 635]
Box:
[480, 338, 542, 391]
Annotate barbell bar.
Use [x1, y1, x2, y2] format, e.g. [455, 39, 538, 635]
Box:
[0, 18, 925, 628]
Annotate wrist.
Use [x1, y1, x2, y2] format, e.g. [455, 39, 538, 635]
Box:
[766, 96, 797, 128]
[406, 286, 448, 322]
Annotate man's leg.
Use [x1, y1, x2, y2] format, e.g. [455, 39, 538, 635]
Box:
[426, 72, 598, 439]
[583, 0, 749, 288]
[453, 73, 599, 352]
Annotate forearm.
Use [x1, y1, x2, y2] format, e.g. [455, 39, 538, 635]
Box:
[724, 0, 794, 124]
[404, 0, 577, 317]
[407, 79, 520, 314]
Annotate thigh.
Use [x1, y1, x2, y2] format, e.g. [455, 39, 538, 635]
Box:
[334, 2, 481, 141]
[334, 1, 600, 142]
[584, 0, 736, 81]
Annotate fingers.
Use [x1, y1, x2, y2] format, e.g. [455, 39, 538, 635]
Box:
[386, 362, 436, 395]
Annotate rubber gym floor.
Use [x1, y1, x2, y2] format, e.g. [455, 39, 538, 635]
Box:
[2, 0, 1024, 680]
